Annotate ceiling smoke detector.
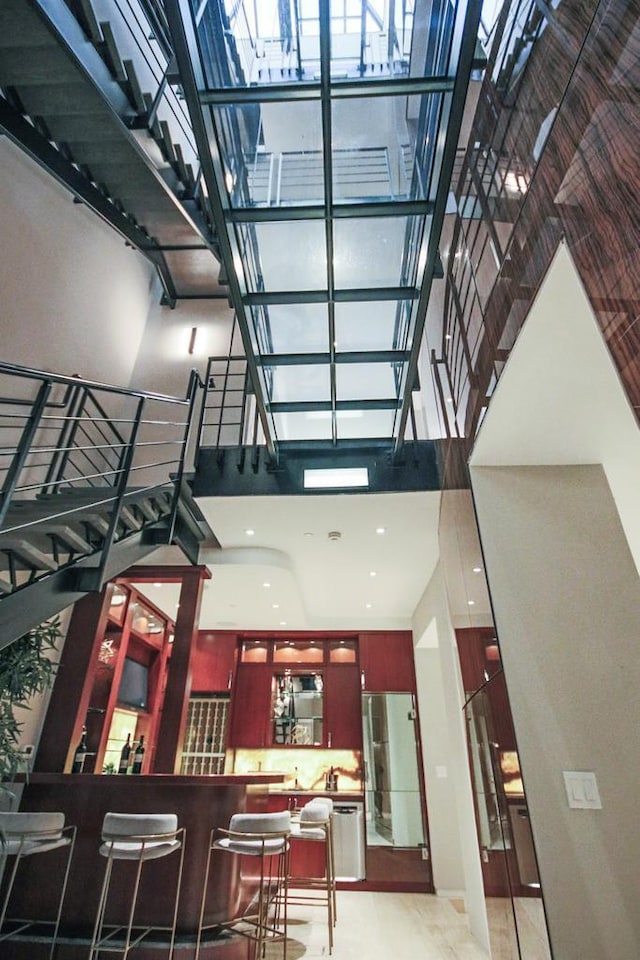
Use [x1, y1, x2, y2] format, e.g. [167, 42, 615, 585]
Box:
[327, 530, 342, 542]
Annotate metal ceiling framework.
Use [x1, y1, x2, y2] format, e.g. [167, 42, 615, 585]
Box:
[163, 0, 482, 464]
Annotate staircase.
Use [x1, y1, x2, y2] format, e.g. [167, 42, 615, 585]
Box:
[0, 361, 216, 649]
[0, 0, 224, 305]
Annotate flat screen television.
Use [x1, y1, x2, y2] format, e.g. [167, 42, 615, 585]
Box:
[118, 657, 149, 710]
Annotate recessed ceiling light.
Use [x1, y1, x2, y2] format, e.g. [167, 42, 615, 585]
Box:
[280, 621, 287, 626]
[153, 582, 161, 588]
[272, 603, 280, 609]
[303, 532, 314, 538]
[375, 527, 386, 535]
[365, 603, 372, 609]
[263, 582, 271, 588]
[245, 528, 255, 536]
[467, 600, 475, 606]
[369, 571, 377, 577]
[472, 566, 482, 573]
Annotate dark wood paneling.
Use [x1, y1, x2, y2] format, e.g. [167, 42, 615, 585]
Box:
[363, 846, 431, 891]
[442, 0, 640, 449]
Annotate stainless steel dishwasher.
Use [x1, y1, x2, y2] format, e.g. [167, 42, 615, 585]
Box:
[332, 802, 365, 880]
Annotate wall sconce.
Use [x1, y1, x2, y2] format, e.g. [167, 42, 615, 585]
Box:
[188, 326, 198, 355]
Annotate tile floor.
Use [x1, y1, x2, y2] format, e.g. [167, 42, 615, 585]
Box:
[271, 890, 491, 959]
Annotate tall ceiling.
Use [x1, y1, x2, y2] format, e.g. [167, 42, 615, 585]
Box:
[138, 490, 443, 630]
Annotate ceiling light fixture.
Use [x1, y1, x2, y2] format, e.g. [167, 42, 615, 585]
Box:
[468, 600, 475, 606]
[376, 527, 386, 535]
[369, 571, 377, 577]
[272, 603, 280, 609]
[472, 566, 482, 573]
[245, 528, 255, 536]
[263, 582, 271, 588]
[365, 603, 372, 609]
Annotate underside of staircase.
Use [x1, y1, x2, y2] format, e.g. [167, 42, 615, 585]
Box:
[0, 363, 218, 649]
[0, 0, 226, 305]
[0, 479, 215, 649]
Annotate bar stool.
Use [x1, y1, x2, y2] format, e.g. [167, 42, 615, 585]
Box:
[0, 810, 76, 959]
[196, 810, 291, 960]
[89, 812, 185, 960]
[287, 798, 336, 953]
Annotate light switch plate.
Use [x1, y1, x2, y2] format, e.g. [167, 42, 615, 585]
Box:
[563, 770, 602, 809]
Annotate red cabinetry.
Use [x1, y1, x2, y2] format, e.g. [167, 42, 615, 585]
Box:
[227, 664, 272, 747]
[191, 631, 238, 692]
[359, 631, 415, 691]
[324, 664, 362, 749]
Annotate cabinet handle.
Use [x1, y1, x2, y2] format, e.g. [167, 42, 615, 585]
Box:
[361, 670, 365, 689]
[327, 731, 332, 748]
[227, 670, 233, 689]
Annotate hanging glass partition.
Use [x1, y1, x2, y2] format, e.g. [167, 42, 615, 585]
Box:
[464, 672, 552, 960]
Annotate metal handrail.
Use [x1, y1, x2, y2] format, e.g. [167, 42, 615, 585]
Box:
[0, 361, 203, 594]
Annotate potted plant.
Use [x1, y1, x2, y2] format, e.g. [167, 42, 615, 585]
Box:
[0, 617, 62, 802]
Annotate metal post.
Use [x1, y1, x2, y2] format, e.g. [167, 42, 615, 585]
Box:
[0, 379, 52, 527]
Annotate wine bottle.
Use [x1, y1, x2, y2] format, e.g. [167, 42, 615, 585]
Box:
[71, 725, 88, 774]
[131, 735, 145, 774]
[118, 733, 131, 774]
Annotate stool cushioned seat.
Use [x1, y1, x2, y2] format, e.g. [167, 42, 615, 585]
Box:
[90, 811, 185, 960]
[0, 810, 76, 960]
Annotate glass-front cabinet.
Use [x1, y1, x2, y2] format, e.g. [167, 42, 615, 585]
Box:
[79, 582, 174, 774]
[229, 637, 360, 750]
[271, 673, 323, 745]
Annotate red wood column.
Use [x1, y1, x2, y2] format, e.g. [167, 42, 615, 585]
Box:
[153, 567, 208, 773]
[34, 591, 110, 773]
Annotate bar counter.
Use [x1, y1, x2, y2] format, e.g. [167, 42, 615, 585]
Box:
[12, 772, 285, 946]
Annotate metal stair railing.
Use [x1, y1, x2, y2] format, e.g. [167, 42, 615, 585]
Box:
[198, 355, 265, 472]
[0, 360, 202, 599]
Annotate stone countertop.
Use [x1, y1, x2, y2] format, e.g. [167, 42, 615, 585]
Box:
[269, 787, 364, 798]
[18, 772, 286, 786]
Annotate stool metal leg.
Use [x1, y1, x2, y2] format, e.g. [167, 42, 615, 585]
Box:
[0, 824, 76, 960]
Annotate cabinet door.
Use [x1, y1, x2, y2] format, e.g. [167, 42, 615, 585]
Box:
[359, 632, 415, 691]
[192, 632, 238, 692]
[324, 664, 362, 749]
[227, 664, 272, 747]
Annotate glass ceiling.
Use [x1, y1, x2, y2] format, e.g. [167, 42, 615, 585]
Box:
[165, 0, 481, 456]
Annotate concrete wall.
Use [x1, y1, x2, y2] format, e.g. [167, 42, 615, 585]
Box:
[0, 137, 154, 385]
[472, 464, 640, 960]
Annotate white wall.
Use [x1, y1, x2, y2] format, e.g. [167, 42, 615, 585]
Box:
[130, 297, 235, 399]
[472, 464, 640, 960]
[0, 137, 155, 385]
[412, 561, 490, 954]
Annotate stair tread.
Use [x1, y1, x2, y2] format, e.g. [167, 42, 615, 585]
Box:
[0, 537, 58, 570]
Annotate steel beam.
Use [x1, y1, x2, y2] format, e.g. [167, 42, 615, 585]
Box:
[199, 75, 455, 104]
[226, 200, 434, 222]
